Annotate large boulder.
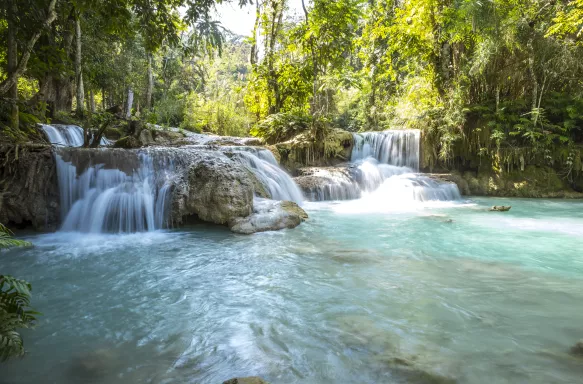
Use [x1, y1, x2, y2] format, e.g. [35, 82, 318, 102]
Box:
[229, 198, 308, 234]
[172, 151, 256, 225]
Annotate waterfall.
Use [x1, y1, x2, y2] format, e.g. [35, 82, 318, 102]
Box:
[41, 124, 110, 147]
[303, 129, 461, 203]
[352, 130, 420, 170]
[55, 149, 173, 233]
[230, 148, 304, 204]
[48, 142, 302, 233]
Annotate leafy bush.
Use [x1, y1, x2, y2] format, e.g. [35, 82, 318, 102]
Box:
[154, 95, 186, 128]
[250, 111, 314, 144]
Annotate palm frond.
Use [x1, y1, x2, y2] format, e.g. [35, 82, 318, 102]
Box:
[0, 275, 39, 361]
[0, 224, 32, 249]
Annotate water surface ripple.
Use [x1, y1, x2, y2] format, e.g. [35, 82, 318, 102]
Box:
[1, 198, 583, 384]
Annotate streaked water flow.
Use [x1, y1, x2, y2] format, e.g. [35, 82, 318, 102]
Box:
[304, 130, 461, 203]
[2, 198, 583, 384]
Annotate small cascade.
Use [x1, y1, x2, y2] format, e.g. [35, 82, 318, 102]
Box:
[55, 148, 174, 233]
[352, 130, 420, 170]
[302, 129, 461, 204]
[296, 168, 361, 201]
[229, 148, 304, 204]
[41, 124, 110, 147]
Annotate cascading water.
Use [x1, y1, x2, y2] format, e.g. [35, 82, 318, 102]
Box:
[352, 130, 420, 170]
[229, 147, 304, 204]
[41, 124, 110, 147]
[350, 130, 461, 204]
[45, 130, 303, 233]
[303, 129, 461, 204]
[55, 149, 174, 233]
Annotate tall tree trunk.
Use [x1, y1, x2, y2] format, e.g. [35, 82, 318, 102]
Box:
[267, 0, 284, 114]
[250, 0, 261, 65]
[6, 0, 19, 130]
[527, 34, 538, 125]
[89, 90, 95, 113]
[301, 0, 319, 116]
[126, 87, 134, 119]
[145, 54, 153, 110]
[0, 0, 58, 95]
[75, 14, 85, 117]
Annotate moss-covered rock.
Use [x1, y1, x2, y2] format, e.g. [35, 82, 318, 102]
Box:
[0, 144, 60, 230]
[275, 128, 354, 172]
[437, 166, 583, 198]
[113, 136, 140, 149]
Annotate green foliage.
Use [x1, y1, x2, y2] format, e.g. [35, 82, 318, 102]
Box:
[0, 224, 36, 362]
[0, 275, 38, 361]
[250, 111, 314, 144]
[182, 93, 251, 136]
[0, 224, 32, 249]
[547, 0, 583, 44]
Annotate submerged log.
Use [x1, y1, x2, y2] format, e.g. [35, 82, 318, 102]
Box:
[222, 378, 269, 384]
[489, 205, 511, 212]
[570, 340, 583, 357]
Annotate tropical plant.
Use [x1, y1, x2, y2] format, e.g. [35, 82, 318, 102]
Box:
[0, 224, 36, 362]
[0, 224, 31, 249]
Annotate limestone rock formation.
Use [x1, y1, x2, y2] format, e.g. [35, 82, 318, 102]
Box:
[428, 166, 583, 198]
[170, 150, 256, 225]
[229, 198, 308, 234]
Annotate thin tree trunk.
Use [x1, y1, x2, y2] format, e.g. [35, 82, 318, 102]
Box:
[527, 33, 538, 124]
[250, 0, 261, 65]
[145, 54, 153, 110]
[0, 0, 57, 95]
[495, 84, 500, 114]
[75, 14, 85, 117]
[89, 89, 95, 113]
[126, 87, 134, 119]
[301, 0, 318, 116]
[7, 0, 19, 129]
[102, 88, 106, 110]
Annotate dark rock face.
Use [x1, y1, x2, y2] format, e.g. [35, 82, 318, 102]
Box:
[0, 145, 60, 230]
[222, 377, 269, 384]
[275, 128, 354, 172]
